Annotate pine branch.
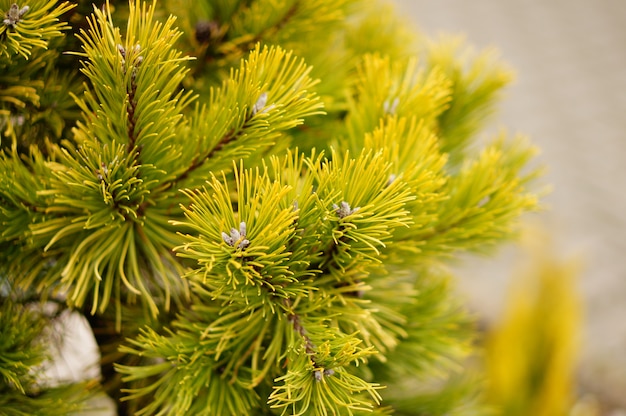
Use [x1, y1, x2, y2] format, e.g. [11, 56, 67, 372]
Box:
[425, 36, 515, 166]
[71, 0, 194, 170]
[0, 1, 74, 59]
[1, 2, 78, 149]
[166, 44, 324, 189]
[12, 0, 197, 322]
[229, 0, 300, 53]
[408, 135, 542, 257]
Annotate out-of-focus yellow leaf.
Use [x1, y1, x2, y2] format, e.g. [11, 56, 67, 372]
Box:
[484, 229, 583, 416]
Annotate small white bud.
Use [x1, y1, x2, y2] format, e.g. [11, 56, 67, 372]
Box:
[314, 368, 335, 382]
[131, 66, 139, 81]
[229, 227, 241, 242]
[252, 92, 268, 115]
[221, 222, 250, 249]
[333, 201, 359, 219]
[383, 97, 400, 115]
[477, 195, 490, 207]
[221, 231, 233, 246]
[4, 3, 29, 28]
[117, 44, 126, 58]
[259, 104, 275, 114]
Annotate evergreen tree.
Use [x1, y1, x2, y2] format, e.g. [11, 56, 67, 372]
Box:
[0, 0, 541, 414]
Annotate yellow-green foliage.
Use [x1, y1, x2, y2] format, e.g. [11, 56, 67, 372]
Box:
[0, 0, 544, 415]
[484, 237, 582, 416]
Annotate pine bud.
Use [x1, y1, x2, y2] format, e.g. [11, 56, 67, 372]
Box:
[194, 20, 220, 44]
[314, 370, 323, 381]
[221, 222, 250, 250]
[117, 44, 126, 58]
[3, 3, 29, 28]
[252, 92, 269, 116]
[314, 368, 335, 382]
[333, 201, 359, 219]
[383, 97, 400, 115]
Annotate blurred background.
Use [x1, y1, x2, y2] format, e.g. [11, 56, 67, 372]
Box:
[393, 0, 626, 411]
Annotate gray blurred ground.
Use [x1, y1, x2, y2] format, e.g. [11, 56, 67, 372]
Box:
[394, 0, 626, 408]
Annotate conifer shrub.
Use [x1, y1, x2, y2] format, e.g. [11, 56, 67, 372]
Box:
[0, 1, 540, 414]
